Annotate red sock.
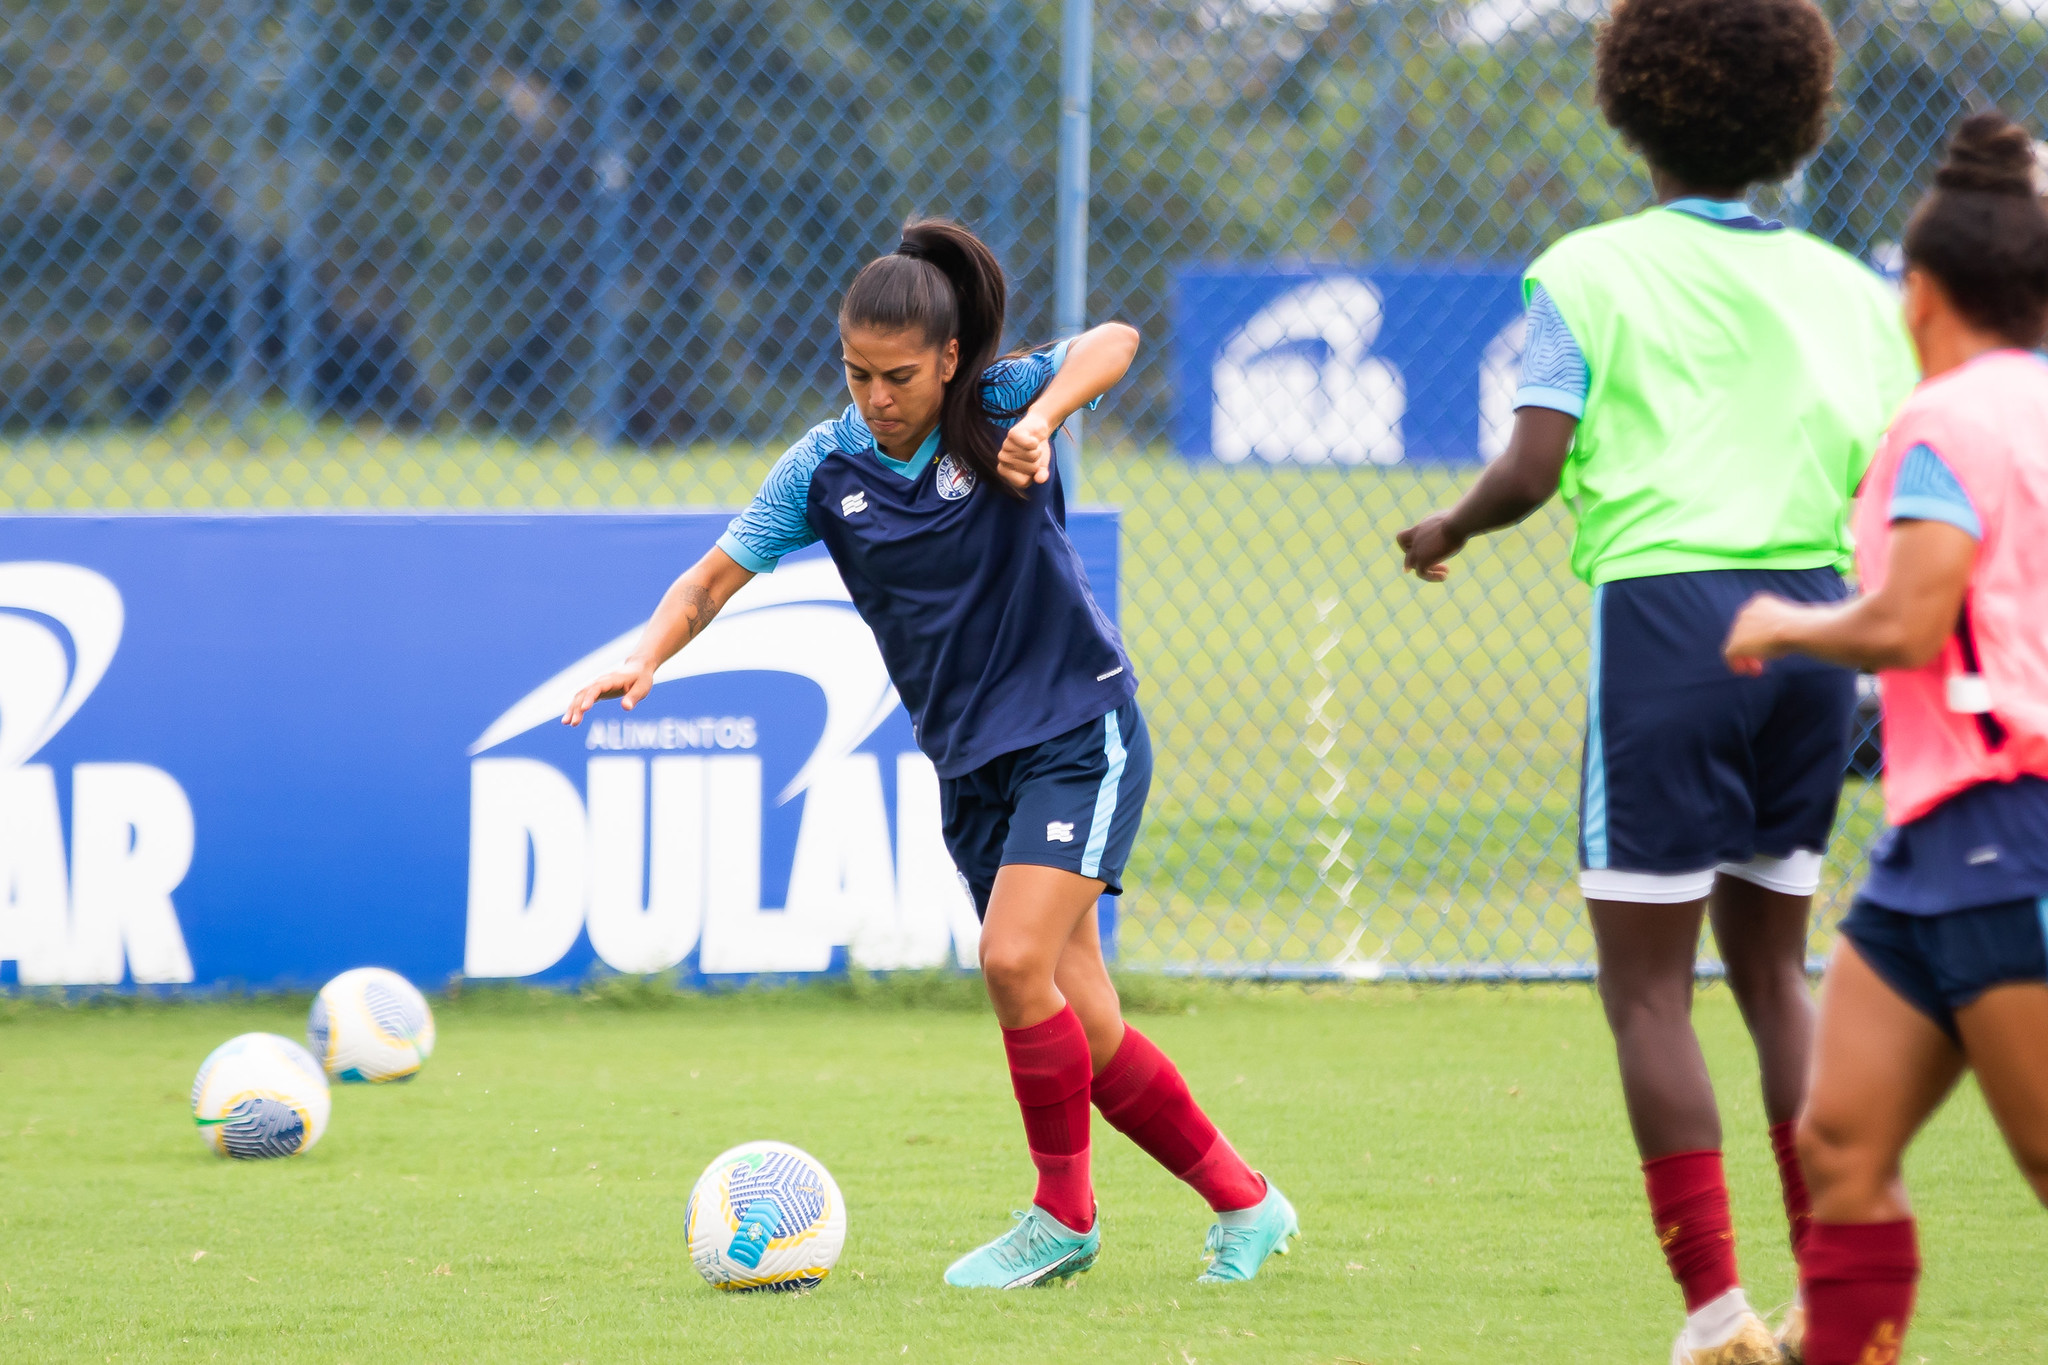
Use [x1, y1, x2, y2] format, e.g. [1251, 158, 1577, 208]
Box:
[1001, 1007, 1094, 1233]
[1643, 1149, 1741, 1311]
[1091, 1026, 1266, 1213]
[1801, 1220, 1918, 1365]
[1770, 1121, 1814, 1260]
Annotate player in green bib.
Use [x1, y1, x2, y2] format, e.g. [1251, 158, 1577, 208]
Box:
[1397, 2, 1917, 1361]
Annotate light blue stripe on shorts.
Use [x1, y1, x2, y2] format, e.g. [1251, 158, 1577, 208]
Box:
[1583, 584, 1610, 869]
[1081, 708, 1128, 880]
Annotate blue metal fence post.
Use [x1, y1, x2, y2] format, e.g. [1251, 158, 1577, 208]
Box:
[586, 0, 628, 445]
[1054, 0, 1093, 493]
[286, 0, 318, 422]
[984, 1, 1023, 282]
[229, 0, 266, 431]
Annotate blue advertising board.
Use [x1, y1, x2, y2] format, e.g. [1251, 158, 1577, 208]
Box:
[0, 511, 1120, 989]
[1175, 266, 1527, 465]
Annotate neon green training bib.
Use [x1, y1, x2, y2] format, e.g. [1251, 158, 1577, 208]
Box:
[1526, 208, 1918, 586]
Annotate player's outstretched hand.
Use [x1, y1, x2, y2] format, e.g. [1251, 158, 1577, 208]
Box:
[997, 411, 1054, 490]
[1396, 512, 1467, 582]
[562, 665, 655, 727]
[1723, 594, 1796, 676]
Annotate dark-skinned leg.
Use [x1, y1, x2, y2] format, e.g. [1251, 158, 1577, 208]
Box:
[1710, 875, 1819, 1261]
[1591, 895, 1748, 1329]
[1798, 939, 1961, 1365]
[1710, 877, 1817, 1124]
[1591, 897, 1722, 1156]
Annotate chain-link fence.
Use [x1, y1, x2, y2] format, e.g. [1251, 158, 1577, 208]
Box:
[5, 0, 2042, 977]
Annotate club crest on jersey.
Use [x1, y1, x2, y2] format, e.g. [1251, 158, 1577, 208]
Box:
[934, 454, 975, 501]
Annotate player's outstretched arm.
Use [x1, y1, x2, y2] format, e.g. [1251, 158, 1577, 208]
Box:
[1396, 407, 1577, 581]
[1724, 519, 1978, 675]
[561, 546, 756, 726]
[997, 322, 1141, 490]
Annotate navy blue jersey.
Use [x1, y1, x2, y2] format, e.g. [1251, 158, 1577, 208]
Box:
[718, 345, 1137, 777]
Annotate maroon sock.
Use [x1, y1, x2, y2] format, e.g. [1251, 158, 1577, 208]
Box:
[1770, 1120, 1814, 1261]
[1091, 1026, 1266, 1213]
[1001, 1007, 1094, 1233]
[1802, 1219, 1918, 1365]
[1643, 1149, 1741, 1311]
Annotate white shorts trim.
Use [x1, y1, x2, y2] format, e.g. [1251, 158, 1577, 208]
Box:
[1579, 866, 1716, 903]
[1579, 850, 1824, 904]
[1717, 849, 1825, 897]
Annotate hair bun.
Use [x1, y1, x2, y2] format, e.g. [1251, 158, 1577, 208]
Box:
[1936, 110, 2042, 196]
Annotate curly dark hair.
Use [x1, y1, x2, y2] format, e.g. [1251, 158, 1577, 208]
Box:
[1596, 0, 1838, 193]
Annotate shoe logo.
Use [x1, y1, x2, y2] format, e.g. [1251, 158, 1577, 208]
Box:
[934, 453, 975, 501]
[841, 490, 868, 517]
[1046, 821, 1075, 843]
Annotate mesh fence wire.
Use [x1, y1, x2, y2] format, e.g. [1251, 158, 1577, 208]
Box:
[5, 0, 2041, 976]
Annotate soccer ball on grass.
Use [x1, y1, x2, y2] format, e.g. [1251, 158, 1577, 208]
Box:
[686, 1141, 847, 1291]
[191, 1033, 331, 1159]
[308, 966, 436, 1083]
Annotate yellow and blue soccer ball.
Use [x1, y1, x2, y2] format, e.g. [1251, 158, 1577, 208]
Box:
[685, 1141, 847, 1291]
[191, 1032, 332, 1159]
[308, 967, 436, 1083]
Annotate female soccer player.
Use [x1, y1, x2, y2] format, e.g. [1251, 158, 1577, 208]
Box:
[1396, 1, 1917, 1359]
[1725, 111, 2048, 1365]
[562, 218, 1294, 1289]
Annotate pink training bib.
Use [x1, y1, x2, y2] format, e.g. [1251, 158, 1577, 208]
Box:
[1853, 349, 2048, 826]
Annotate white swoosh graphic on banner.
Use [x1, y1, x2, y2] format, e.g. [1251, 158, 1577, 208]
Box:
[468, 557, 900, 803]
[0, 562, 125, 769]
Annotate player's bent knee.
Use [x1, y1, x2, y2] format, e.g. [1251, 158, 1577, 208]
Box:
[1797, 1113, 1894, 1201]
[978, 941, 1053, 1001]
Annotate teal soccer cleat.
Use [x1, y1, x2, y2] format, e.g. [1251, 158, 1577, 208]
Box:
[1196, 1180, 1299, 1284]
[943, 1206, 1100, 1289]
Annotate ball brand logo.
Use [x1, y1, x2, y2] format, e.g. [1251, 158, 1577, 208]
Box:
[934, 453, 974, 500]
[462, 558, 981, 981]
[0, 561, 196, 984]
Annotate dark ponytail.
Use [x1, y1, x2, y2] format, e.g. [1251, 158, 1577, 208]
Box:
[839, 218, 1019, 496]
[1904, 110, 2048, 348]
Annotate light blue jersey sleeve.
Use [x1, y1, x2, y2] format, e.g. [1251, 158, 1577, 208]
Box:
[1515, 283, 1590, 419]
[1889, 443, 1982, 539]
[980, 340, 1102, 418]
[716, 423, 834, 573]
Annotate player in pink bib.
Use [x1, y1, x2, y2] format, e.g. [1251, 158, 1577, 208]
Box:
[1725, 111, 2048, 1365]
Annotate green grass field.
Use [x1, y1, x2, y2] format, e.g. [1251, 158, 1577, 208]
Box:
[5, 984, 2042, 1364]
[0, 428, 1886, 978]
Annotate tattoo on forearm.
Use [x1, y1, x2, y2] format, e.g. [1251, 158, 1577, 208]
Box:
[678, 582, 722, 643]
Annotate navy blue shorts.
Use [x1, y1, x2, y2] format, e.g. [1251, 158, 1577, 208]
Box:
[940, 698, 1151, 919]
[1841, 896, 2048, 1044]
[1582, 568, 1856, 875]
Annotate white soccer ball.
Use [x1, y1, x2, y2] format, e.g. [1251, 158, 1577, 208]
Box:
[308, 967, 436, 1083]
[191, 1032, 332, 1159]
[685, 1141, 848, 1291]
